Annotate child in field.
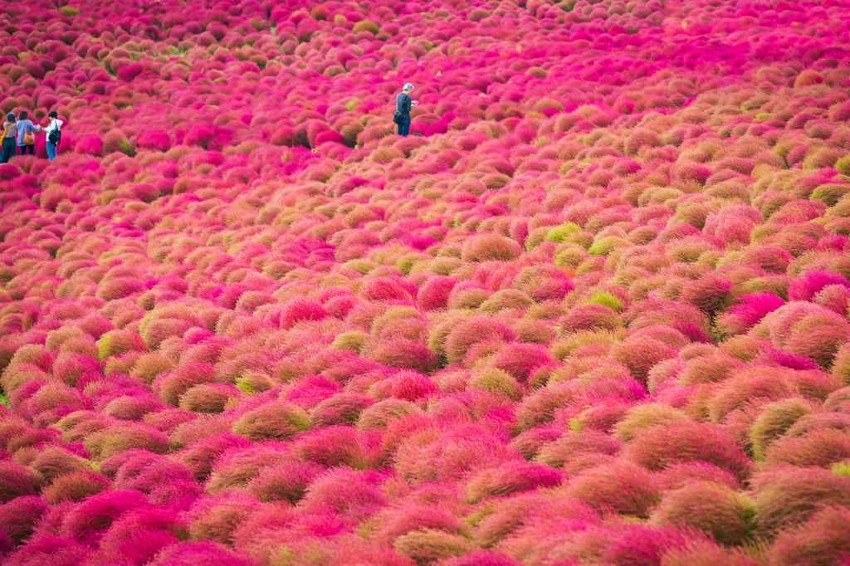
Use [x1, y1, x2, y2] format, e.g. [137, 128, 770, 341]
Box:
[394, 82, 418, 137]
[15, 111, 40, 156]
[1, 113, 15, 163]
[43, 111, 63, 161]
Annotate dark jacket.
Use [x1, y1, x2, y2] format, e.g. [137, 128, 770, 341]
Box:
[396, 93, 412, 116]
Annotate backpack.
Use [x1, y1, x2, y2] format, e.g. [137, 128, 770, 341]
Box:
[48, 127, 61, 145]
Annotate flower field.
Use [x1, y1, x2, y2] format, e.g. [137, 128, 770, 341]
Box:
[2, 0, 850, 563]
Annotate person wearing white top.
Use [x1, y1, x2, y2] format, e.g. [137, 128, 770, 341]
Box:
[44, 111, 63, 161]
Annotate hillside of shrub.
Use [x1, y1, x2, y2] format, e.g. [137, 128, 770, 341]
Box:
[2, 0, 850, 564]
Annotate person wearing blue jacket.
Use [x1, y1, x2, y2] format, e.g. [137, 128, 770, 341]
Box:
[394, 82, 418, 137]
[15, 111, 40, 156]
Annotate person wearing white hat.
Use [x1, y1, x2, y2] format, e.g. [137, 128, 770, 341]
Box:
[393, 82, 418, 136]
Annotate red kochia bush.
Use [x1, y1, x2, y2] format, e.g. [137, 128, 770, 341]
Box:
[60, 489, 149, 546]
[651, 481, 754, 546]
[0, 496, 48, 545]
[366, 338, 439, 372]
[26, 446, 89, 483]
[660, 540, 759, 566]
[300, 467, 387, 523]
[97, 508, 186, 566]
[0, 461, 41, 502]
[148, 541, 253, 566]
[751, 467, 850, 538]
[764, 428, 850, 468]
[599, 523, 700, 566]
[612, 335, 678, 383]
[373, 504, 464, 545]
[291, 425, 373, 468]
[566, 461, 659, 518]
[417, 276, 457, 311]
[275, 298, 327, 328]
[43, 470, 110, 504]
[187, 493, 262, 545]
[136, 129, 171, 152]
[3, 535, 89, 566]
[788, 270, 850, 301]
[231, 400, 311, 441]
[625, 421, 751, 480]
[513, 264, 574, 301]
[490, 342, 554, 383]
[443, 317, 515, 365]
[717, 293, 785, 336]
[767, 506, 850, 566]
[461, 234, 523, 262]
[247, 459, 324, 503]
[440, 551, 521, 566]
[465, 460, 563, 503]
[310, 391, 374, 426]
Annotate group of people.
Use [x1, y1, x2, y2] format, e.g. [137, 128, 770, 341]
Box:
[1, 110, 63, 163]
[3, 87, 410, 165]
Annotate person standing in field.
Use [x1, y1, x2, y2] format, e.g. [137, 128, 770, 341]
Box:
[43, 111, 63, 161]
[394, 82, 418, 137]
[1, 113, 16, 163]
[15, 111, 40, 156]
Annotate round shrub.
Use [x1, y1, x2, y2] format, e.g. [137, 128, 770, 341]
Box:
[60, 489, 148, 546]
[300, 467, 387, 522]
[461, 234, 522, 262]
[149, 541, 252, 566]
[3, 535, 89, 566]
[567, 461, 659, 518]
[651, 481, 755, 546]
[513, 265, 574, 301]
[612, 336, 678, 383]
[751, 467, 850, 538]
[365, 338, 439, 372]
[357, 398, 422, 429]
[465, 460, 563, 503]
[749, 398, 813, 461]
[291, 425, 371, 468]
[232, 401, 310, 441]
[310, 392, 374, 426]
[84, 423, 170, 460]
[0, 496, 47, 545]
[767, 506, 850, 566]
[393, 529, 472, 564]
[625, 421, 751, 480]
[614, 404, 690, 442]
[43, 470, 110, 504]
[179, 383, 239, 413]
[187, 494, 261, 545]
[247, 459, 324, 503]
[764, 428, 850, 468]
[0, 461, 41, 502]
[661, 540, 759, 566]
[443, 317, 515, 365]
[535, 430, 622, 470]
[469, 367, 522, 400]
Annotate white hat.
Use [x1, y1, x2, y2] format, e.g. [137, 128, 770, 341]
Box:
[402, 82, 414, 92]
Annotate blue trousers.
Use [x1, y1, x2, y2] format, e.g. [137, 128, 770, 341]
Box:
[397, 115, 411, 136]
[0, 138, 14, 163]
[47, 142, 57, 160]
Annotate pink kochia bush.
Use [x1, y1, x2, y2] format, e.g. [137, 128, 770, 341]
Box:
[2, 0, 850, 561]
